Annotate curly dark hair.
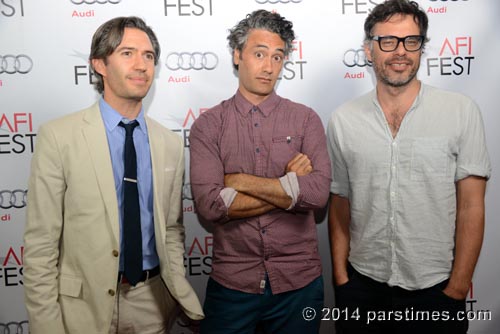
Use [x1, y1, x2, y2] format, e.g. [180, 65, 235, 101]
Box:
[227, 9, 295, 70]
[364, 0, 429, 46]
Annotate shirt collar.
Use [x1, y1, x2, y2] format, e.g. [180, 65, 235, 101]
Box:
[371, 82, 424, 113]
[234, 89, 281, 118]
[99, 98, 147, 135]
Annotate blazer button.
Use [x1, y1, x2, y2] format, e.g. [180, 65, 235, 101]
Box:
[112, 250, 119, 257]
[108, 289, 115, 296]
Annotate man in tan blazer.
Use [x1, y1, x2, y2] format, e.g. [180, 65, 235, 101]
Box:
[23, 16, 203, 334]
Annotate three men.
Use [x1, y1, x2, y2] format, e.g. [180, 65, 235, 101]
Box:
[327, 1, 491, 333]
[23, 16, 203, 333]
[189, 9, 331, 334]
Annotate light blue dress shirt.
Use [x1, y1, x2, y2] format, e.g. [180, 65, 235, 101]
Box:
[99, 98, 159, 272]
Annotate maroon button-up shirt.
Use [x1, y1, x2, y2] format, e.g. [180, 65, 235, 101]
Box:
[189, 90, 331, 294]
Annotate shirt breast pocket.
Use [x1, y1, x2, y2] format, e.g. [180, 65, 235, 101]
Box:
[410, 137, 449, 182]
[270, 135, 304, 173]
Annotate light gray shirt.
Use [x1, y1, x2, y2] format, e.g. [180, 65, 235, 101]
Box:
[327, 84, 491, 290]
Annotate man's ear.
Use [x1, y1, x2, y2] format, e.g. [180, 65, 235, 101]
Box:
[364, 42, 373, 63]
[91, 58, 106, 77]
[233, 49, 241, 68]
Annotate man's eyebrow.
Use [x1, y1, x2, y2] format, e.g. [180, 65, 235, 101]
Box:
[253, 44, 285, 53]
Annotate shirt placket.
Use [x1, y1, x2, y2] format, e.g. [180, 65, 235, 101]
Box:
[389, 139, 399, 282]
[252, 106, 264, 176]
[251, 106, 268, 292]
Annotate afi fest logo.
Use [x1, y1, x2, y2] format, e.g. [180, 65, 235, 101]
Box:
[280, 40, 307, 80]
[426, 36, 474, 76]
[164, 0, 213, 16]
[184, 236, 212, 276]
[169, 107, 209, 148]
[0, 112, 36, 154]
[341, 0, 381, 14]
[0, 246, 24, 287]
[72, 51, 98, 86]
[0, 0, 24, 17]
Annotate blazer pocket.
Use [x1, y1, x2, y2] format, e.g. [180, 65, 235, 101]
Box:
[59, 274, 83, 298]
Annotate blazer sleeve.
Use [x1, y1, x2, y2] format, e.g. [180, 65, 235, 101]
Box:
[23, 123, 66, 334]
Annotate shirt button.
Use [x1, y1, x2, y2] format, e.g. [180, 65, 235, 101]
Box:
[256, 148, 260, 153]
[112, 250, 119, 257]
[254, 123, 259, 127]
[264, 255, 269, 261]
[252, 107, 257, 112]
[108, 289, 115, 296]
[392, 142, 397, 147]
[261, 229, 266, 234]
[390, 191, 396, 197]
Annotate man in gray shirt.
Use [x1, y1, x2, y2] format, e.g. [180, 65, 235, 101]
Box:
[327, 1, 491, 333]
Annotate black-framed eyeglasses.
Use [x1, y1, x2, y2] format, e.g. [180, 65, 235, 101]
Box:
[371, 35, 424, 52]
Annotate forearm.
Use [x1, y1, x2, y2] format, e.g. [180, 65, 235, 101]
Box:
[225, 173, 292, 210]
[328, 194, 351, 285]
[445, 176, 486, 299]
[227, 192, 276, 219]
[447, 211, 484, 298]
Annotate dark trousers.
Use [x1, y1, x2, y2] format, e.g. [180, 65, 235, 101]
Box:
[200, 275, 324, 334]
[334, 264, 468, 334]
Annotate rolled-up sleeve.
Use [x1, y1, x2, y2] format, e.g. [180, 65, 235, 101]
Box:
[189, 112, 230, 223]
[455, 100, 491, 181]
[293, 110, 332, 210]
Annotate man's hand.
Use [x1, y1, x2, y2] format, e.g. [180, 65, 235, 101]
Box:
[286, 153, 313, 176]
[442, 284, 469, 301]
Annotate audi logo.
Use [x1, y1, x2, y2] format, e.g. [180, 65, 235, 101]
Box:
[255, 0, 302, 3]
[343, 49, 371, 68]
[165, 52, 218, 71]
[0, 190, 27, 209]
[70, 0, 121, 4]
[0, 55, 33, 75]
[0, 321, 29, 334]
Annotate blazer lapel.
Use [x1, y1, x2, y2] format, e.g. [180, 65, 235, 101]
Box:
[81, 103, 120, 242]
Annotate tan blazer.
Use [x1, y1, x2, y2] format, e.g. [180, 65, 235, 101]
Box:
[23, 103, 203, 334]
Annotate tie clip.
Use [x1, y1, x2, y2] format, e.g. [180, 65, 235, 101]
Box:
[124, 177, 137, 183]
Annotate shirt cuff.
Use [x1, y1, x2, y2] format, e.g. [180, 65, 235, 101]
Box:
[279, 172, 299, 210]
[220, 187, 238, 209]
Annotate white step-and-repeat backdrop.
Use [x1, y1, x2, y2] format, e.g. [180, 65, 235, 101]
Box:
[1, 1, 499, 333]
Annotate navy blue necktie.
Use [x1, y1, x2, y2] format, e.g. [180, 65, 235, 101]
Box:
[119, 121, 142, 286]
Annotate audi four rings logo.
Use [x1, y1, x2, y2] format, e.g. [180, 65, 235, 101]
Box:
[343, 49, 371, 68]
[165, 52, 218, 71]
[0, 55, 33, 74]
[255, 0, 302, 3]
[0, 321, 29, 334]
[0, 190, 27, 209]
[70, 0, 121, 4]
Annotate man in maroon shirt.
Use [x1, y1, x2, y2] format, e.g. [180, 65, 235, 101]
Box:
[189, 9, 331, 334]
